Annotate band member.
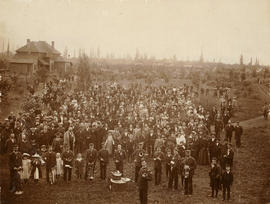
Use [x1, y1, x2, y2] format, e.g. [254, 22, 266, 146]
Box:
[153, 147, 164, 185]
[62, 144, 74, 182]
[85, 143, 98, 180]
[165, 148, 172, 179]
[224, 121, 234, 143]
[234, 121, 243, 148]
[138, 160, 152, 204]
[44, 146, 56, 184]
[133, 142, 146, 182]
[9, 145, 23, 194]
[168, 148, 180, 190]
[98, 143, 109, 180]
[221, 165, 233, 201]
[183, 150, 197, 195]
[114, 144, 126, 175]
[209, 158, 221, 198]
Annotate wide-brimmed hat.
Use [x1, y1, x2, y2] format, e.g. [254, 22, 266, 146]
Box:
[22, 153, 30, 157]
[32, 153, 40, 158]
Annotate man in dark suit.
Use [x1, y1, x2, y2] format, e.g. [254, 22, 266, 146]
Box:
[224, 121, 234, 143]
[9, 145, 22, 194]
[183, 150, 197, 195]
[62, 145, 74, 182]
[98, 143, 109, 180]
[85, 143, 98, 180]
[234, 121, 243, 148]
[44, 145, 56, 184]
[221, 166, 233, 201]
[153, 147, 164, 185]
[138, 160, 152, 204]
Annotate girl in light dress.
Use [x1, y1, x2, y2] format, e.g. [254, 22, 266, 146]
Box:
[21, 153, 31, 184]
[31, 153, 42, 183]
[55, 153, 63, 181]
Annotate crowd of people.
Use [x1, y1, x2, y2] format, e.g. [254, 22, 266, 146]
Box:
[0, 79, 243, 203]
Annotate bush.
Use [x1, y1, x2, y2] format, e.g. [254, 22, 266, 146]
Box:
[234, 89, 241, 96]
[250, 94, 260, 100]
[242, 80, 251, 87]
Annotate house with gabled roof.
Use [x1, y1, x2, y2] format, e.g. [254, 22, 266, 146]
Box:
[8, 39, 72, 77]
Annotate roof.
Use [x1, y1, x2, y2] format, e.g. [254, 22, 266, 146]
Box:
[38, 58, 49, 66]
[16, 41, 61, 55]
[54, 56, 72, 63]
[9, 58, 36, 64]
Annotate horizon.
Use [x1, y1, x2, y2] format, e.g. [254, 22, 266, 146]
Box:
[1, 0, 270, 65]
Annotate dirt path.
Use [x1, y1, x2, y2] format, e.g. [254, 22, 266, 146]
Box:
[240, 115, 270, 129]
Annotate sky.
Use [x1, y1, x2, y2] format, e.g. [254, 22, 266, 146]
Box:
[0, 0, 270, 64]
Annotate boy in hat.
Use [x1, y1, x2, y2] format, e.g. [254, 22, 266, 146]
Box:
[74, 153, 84, 179]
[209, 157, 221, 198]
[98, 143, 109, 180]
[221, 165, 233, 201]
[85, 143, 97, 180]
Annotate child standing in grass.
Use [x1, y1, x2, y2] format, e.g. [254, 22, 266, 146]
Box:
[55, 153, 63, 181]
[75, 153, 84, 179]
[21, 153, 31, 184]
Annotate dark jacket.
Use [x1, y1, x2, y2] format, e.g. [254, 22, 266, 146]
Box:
[234, 126, 243, 137]
[85, 148, 98, 164]
[44, 151, 56, 169]
[98, 149, 109, 164]
[138, 167, 152, 190]
[221, 171, 233, 187]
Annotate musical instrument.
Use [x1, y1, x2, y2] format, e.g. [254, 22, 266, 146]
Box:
[183, 165, 190, 178]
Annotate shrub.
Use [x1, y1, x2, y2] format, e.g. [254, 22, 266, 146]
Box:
[242, 80, 251, 87]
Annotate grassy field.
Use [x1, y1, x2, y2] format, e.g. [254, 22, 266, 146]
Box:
[1, 121, 270, 204]
[1, 71, 270, 204]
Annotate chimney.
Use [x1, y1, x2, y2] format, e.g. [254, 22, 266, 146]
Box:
[51, 41, 55, 48]
[27, 39, 31, 54]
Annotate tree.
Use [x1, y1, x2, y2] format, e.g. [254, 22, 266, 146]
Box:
[229, 69, 234, 81]
[252, 68, 257, 78]
[34, 67, 49, 83]
[77, 53, 90, 90]
[240, 72, 246, 82]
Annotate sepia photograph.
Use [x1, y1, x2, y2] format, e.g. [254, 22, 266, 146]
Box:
[0, 0, 270, 203]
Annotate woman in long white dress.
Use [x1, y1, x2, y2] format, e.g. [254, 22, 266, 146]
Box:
[104, 131, 115, 155]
